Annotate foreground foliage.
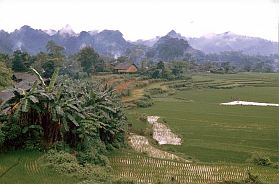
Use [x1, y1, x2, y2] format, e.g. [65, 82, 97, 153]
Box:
[0, 68, 126, 166]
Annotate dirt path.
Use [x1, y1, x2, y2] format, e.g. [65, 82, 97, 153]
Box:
[128, 115, 187, 162]
[128, 134, 184, 161]
[147, 116, 181, 145]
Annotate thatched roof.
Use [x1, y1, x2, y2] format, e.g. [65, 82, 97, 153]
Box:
[12, 72, 38, 83]
[0, 72, 40, 104]
[114, 63, 137, 70]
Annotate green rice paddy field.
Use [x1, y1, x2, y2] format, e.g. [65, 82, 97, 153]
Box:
[127, 73, 279, 163]
[1, 73, 278, 183]
[0, 151, 78, 184]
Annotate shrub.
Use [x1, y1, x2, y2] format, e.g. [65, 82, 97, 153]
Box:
[248, 153, 272, 166]
[121, 88, 131, 97]
[112, 178, 135, 184]
[0, 125, 5, 147]
[44, 150, 81, 174]
[136, 97, 153, 108]
[139, 113, 147, 122]
[271, 162, 279, 169]
[219, 171, 262, 184]
[143, 127, 153, 137]
[145, 88, 167, 96]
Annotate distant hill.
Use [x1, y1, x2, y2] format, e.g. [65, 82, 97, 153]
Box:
[133, 30, 278, 56]
[188, 32, 278, 56]
[0, 25, 132, 58]
[0, 26, 277, 63]
[145, 35, 204, 62]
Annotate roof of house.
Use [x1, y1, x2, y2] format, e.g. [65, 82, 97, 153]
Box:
[0, 73, 39, 104]
[114, 63, 137, 70]
[13, 72, 38, 83]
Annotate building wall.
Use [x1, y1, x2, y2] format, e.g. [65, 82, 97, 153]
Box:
[115, 65, 138, 73]
[126, 65, 138, 73]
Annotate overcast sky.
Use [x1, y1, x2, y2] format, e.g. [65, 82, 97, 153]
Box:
[0, 0, 278, 41]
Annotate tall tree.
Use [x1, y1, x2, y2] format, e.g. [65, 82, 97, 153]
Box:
[39, 41, 66, 78]
[46, 40, 65, 59]
[11, 50, 30, 72]
[77, 47, 104, 74]
[0, 61, 12, 88]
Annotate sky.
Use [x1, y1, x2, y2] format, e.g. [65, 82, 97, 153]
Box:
[0, 0, 278, 41]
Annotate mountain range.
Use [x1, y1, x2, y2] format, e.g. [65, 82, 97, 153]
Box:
[0, 25, 277, 62]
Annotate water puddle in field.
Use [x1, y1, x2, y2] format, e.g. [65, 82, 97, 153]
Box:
[220, 101, 279, 107]
[147, 116, 181, 145]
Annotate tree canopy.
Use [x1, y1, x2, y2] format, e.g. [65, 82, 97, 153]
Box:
[77, 46, 104, 74]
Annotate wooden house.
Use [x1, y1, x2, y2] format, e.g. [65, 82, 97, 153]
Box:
[113, 63, 138, 73]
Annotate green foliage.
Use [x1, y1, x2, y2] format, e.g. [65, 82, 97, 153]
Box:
[145, 87, 167, 96]
[127, 73, 279, 163]
[143, 61, 191, 80]
[0, 126, 5, 146]
[0, 68, 126, 157]
[112, 178, 135, 184]
[11, 50, 30, 72]
[0, 61, 12, 88]
[32, 41, 65, 78]
[43, 150, 115, 182]
[206, 51, 278, 72]
[219, 171, 263, 184]
[248, 153, 272, 166]
[46, 41, 65, 58]
[77, 139, 109, 166]
[170, 61, 189, 79]
[44, 150, 80, 174]
[78, 46, 104, 74]
[136, 96, 153, 108]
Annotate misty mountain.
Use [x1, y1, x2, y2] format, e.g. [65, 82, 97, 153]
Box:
[145, 35, 204, 62]
[0, 25, 131, 58]
[135, 36, 160, 47]
[134, 30, 278, 56]
[0, 30, 13, 53]
[10, 25, 50, 54]
[0, 26, 277, 63]
[188, 32, 278, 56]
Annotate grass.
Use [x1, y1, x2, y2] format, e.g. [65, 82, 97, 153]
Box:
[115, 73, 279, 183]
[126, 73, 279, 163]
[0, 150, 78, 184]
[1, 72, 278, 184]
[109, 152, 278, 184]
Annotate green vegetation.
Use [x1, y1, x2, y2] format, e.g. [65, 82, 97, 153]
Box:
[0, 150, 79, 184]
[0, 40, 278, 183]
[109, 152, 278, 184]
[127, 74, 279, 163]
[0, 67, 128, 183]
[108, 73, 278, 183]
[77, 46, 104, 74]
[0, 61, 12, 89]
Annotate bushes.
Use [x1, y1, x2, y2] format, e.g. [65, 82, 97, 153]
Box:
[78, 147, 109, 166]
[43, 150, 112, 181]
[0, 61, 12, 88]
[44, 150, 81, 174]
[139, 113, 147, 122]
[136, 96, 153, 108]
[248, 153, 272, 166]
[0, 69, 126, 150]
[119, 88, 131, 97]
[0, 125, 5, 147]
[145, 88, 167, 96]
[112, 178, 135, 184]
[219, 171, 262, 184]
